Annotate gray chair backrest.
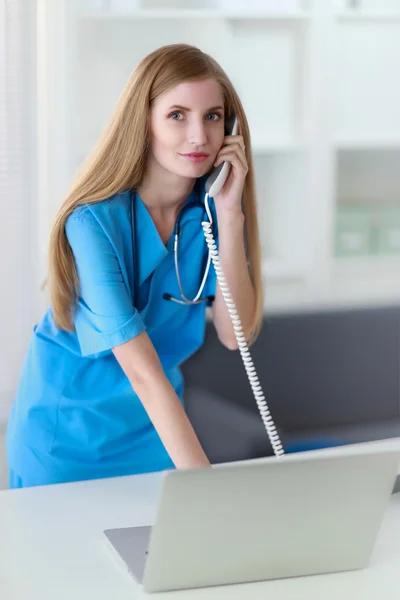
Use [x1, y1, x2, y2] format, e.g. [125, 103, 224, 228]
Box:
[182, 306, 400, 432]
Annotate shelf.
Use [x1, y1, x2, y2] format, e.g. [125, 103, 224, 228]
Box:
[334, 255, 400, 274]
[80, 9, 311, 21]
[335, 11, 400, 22]
[335, 140, 400, 151]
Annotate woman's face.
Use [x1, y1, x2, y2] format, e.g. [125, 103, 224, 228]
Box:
[149, 78, 226, 179]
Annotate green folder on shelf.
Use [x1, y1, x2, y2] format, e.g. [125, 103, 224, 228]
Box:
[335, 205, 375, 257]
[335, 203, 400, 258]
[377, 206, 400, 255]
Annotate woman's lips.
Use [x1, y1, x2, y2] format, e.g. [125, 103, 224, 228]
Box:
[179, 153, 209, 163]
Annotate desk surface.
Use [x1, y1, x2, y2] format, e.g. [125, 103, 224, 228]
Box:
[0, 472, 399, 600]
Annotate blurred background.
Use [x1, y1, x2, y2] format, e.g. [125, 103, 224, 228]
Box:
[1, 0, 400, 487]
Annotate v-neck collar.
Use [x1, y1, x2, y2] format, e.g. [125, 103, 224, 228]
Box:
[133, 179, 205, 286]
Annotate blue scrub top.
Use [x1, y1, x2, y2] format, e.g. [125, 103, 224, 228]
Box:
[7, 178, 218, 488]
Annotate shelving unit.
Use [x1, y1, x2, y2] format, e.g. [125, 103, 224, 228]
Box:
[80, 9, 311, 20]
[36, 0, 400, 316]
[335, 11, 400, 20]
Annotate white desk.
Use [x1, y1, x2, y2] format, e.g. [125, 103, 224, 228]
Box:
[0, 472, 399, 600]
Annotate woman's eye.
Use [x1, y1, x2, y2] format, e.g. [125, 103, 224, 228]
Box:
[206, 113, 221, 121]
[169, 112, 183, 120]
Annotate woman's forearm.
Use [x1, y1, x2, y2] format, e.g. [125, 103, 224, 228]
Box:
[212, 208, 256, 348]
[112, 332, 210, 470]
[133, 372, 210, 470]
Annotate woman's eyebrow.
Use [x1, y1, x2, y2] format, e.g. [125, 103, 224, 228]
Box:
[168, 104, 224, 112]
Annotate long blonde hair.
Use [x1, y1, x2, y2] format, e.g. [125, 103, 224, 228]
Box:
[48, 43, 264, 344]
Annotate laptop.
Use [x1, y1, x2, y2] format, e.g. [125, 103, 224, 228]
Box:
[103, 438, 400, 593]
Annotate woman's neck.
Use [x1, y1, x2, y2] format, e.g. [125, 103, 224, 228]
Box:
[137, 161, 196, 217]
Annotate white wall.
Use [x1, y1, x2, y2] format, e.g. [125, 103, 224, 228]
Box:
[0, 0, 38, 488]
[0, 430, 8, 489]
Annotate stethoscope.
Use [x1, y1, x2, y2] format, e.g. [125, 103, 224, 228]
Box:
[130, 188, 215, 307]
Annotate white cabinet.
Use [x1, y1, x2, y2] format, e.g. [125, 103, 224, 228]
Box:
[36, 0, 400, 316]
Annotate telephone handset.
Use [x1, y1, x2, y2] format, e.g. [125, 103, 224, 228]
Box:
[201, 114, 285, 458]
[205, 115, 239, 198]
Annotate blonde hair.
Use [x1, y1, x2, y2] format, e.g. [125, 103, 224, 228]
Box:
[47, 43, 264, 344]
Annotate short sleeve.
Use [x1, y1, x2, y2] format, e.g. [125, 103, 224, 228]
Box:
[65, 208, 146, 357]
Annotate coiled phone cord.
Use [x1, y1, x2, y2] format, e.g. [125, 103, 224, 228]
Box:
[202, 193, 285, 458]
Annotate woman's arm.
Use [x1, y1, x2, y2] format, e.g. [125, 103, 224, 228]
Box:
[112, 332, 210, 470]
[208, 128, 256, 350]
[211, 208, 256, 350]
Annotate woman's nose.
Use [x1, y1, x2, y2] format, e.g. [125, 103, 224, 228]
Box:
[188, 120, 207, 146]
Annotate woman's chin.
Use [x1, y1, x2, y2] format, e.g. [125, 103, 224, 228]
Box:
[165, 159, 213, 180]
[181, 162, 212, 178]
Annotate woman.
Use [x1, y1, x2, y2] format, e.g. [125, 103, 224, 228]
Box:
[6, 43, 263, 488]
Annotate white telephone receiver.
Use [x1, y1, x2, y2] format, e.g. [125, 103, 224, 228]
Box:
[205, 115, 239, 197]
[202, 114, 285, 458]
